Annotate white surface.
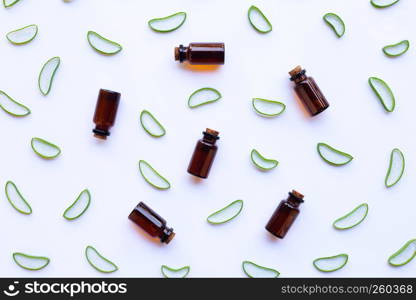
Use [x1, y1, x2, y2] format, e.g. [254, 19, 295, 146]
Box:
[0, 0, 415, 278]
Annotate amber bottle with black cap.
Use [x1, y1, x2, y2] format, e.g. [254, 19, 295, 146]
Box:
[92, 89, 121, 139]
[175, 43, 225, 65]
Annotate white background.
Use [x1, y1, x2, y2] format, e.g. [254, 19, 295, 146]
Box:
[0, 0, 415, 278]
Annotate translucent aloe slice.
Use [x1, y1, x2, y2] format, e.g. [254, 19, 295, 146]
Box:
[138, 160, 170, 190]
[85, 245, 118, 273]
[161, 265, 190, 278]
[13, 252, 50, 271]
[38, 56, 60, 96]
[3, 0, 21, 8]
[242, 261, 280, 278]
[323, 13, 345, 38]
[371, 0, 400, 8]
[140, 110, 166, 137]
[385, 148, 405, 188]
[250, 149, 278, 171]
[5, 181, 32, 215]
[207, 200, 243, 224]
[317, 143, 353, 166]
[31, 137, 61, 159]
[247, 5, 272, 34]
[87, 31, 122, 55]
[0, 90, 30, 117]
[148, 12, 187, 33]
[382, 40, 409, 57]
[368, 77, 395, 112]
[6, 24, 38, 45]
[313, 254, 348, 272]
[252, 98, 285, 117]
[333, 203, 369, 230]
[63, 189, 91, 221]
[188, 87, 221, 109]
[388, 239, 416, 267]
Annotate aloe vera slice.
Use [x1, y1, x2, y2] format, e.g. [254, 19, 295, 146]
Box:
[3, 0, 21, 8]
[371, 0, 400, 8]
[368, 77, 395, 112]
[87, 31, 122, 55]
[161, 265, 190, 278]
[5, 181, 32, 215]
[31, 137, 61, 159]
[188, 87, 221, 108]
[242, 261, 280, 278]
[13, 252, 50, 271]
[140, 110, 166, 137]
[138, 160, 170, 190]
[385, 148, 405, 188]
[333, 203, 369, 230]
[148, 12, 187, 33]
[382, 40, 409, 57]
[388, 239, 416, 267]
[252, 98, 285, 117]
[85, 245, 118, 273]
[207, 200, 243, 224]
[247, 5, 272, 34]
[6, 24, 38, 45]
[323, 13, 345, 38]
[38, 56, 60, 96]
[317, 143, 353, 166]
[250, 149, 278, 171]
[313, 254, 348, 272]
[0, 90, 30, 117]
[63, 189, 91, 221]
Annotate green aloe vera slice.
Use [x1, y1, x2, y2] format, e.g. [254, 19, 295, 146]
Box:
[207, 200, 243, 224]
[148, 12, 187, 33]
[63, 189, 91, 221]
[0, 90, 30, 117]
[323, 13, 345, 38]
[317, 143, 353, 166]
[138, 160, 171, 190]
[13, 252, 50, 271]
[188, 87, 221, 109]
[250, 149, 278, 171]
[140, 110, 166, 138]
[87, 31, 122, 55]
[382, 40, 409, 57]
[388, 239, 416, 267]
[385, 148, 405, 188]
[252, 98, 285, 117]
[161, 265, 190, 278]
[85, 245, 118, 273]
[38, 56, 60, 96]
[313, 254, 348, 272]
[247, 5, 272, 34]
[242, 261, 280, 278]
[333, 203, 369, 230]
[31, 137, 61, 159]
[6, 24, 38, 45]
[371, 0, 400, 8]
[3, 0, 21, 8]
[5, 181, 32, 215]
[368, 77, 395, 112]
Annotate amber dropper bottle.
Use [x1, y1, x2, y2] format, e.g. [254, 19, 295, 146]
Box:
[187, 129, 219, 179]
[128, 202, 175, 244]
[92, 89, 121, 139]
[265, 190, 304, 239]
[289, 66, 329, 116]
[174, 43, 225, 65]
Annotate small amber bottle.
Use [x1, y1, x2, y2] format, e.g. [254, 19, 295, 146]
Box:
[92, 89, 121, 139]
[265, 190, 304, 239]
[128, 202, 175, 244]
[174, 43, 225, 65]
[187, 129, 219, 179]
[289, 66, 329, 116]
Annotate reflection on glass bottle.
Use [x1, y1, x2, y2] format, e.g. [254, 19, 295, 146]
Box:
[92, 89, 121, 139]
[175, 43, 225, 65]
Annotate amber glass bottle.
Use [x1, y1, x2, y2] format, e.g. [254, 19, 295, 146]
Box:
[289, 66, 329, 116]
[175, 43, 225, 65]
[265, 190, 304, 239]
[187, 129, 219, 179]
[92, 89, 121, 139]
[128, 202, 175, 244]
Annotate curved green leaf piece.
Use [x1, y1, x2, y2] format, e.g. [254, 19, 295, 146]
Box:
[188, 87, 221, 109]
[6, 24, 38, 45]
[371, 0, 400, 8]
[5, 181, 32, 215]
[38, 56, 60, 96]
[13, 252, 50, 271]
[247, 5, 272, 34]
[85, 245, 118, 273]
[63, 189, 91, 221]
[242, 261, 280, 278]
[31, 137, 61, 159]
[333, 203, 369, 230]
[388, 239, 416, 267]
[252, 98, 285, 117]
[368, 77, 395, 112]
[161, 265, 190, 278]
[148, 12, 187, 33]
[207, 200, 243, 224]
[250, 149, 278, 171]
[317, 143, 353, 166]
[382, 40, 409, 57]
[0, 90, 30, 117]
[140, 110, 166, 138]
[138, 160, 171, 190]
[323, 13, 345, 38]
[385, 148, 405, 188]
[313, 254, 348, 272]
[87, 31, 122, 55]
[3, 0, 21, 8]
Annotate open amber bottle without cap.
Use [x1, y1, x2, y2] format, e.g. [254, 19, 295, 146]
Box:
[92, 89, 121, 139]
[128, 202, 175, 244]
[175, 43, 225, 65]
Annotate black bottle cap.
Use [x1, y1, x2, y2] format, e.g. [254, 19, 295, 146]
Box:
[289, 190, 304, 203]
[203, 128, 220, 140]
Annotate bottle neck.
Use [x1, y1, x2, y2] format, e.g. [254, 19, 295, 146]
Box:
[202, 132, 219, 144]
[290, 69, 307, 84]
[160, 227, 175, 244]
[286, 190, 304, 207]
[175, 45, 188, 62]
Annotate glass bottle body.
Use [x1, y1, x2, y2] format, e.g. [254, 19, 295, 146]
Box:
[92, 89, 121, 139]
[175, 43, 225, 65]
